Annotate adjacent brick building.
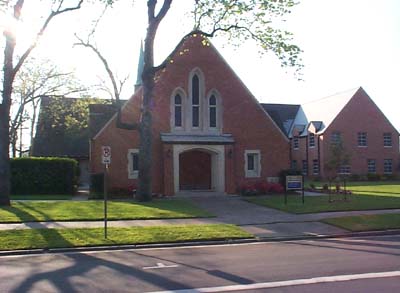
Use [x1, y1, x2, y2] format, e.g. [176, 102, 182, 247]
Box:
[264, 87, 399, 179]
[90, 33, 290, 196]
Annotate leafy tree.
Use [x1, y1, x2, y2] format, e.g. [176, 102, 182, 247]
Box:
[87, 0, 302, 201]
[325, 136, 351, 201]
[0, 0, 83, 206]
[10, 57, 86, 157]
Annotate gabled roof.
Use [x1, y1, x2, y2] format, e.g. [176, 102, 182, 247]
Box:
[32, 96, 118, 158]
[261, 103, 300, 136]
[301, 87, 359, 133]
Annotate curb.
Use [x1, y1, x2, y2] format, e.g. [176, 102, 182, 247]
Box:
[1, 229, 400, 257]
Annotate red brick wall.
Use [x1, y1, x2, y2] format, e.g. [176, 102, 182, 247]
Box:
[322, 88, 399, 177]
[91, 33, 290, 194]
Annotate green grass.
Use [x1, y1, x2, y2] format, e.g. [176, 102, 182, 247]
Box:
[245, 194, 400, 214]
[323, 213, 400, 232]
[0, 199, 213, 223]
[307, 181, 400, 197]
[10, 194, 73, 200]
[0, 224, 252, 251]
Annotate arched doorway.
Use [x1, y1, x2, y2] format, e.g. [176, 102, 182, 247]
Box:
[179, 150, 212, 190]
[172, 145, 225, 193]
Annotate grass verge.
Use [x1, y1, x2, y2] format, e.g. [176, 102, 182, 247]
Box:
[245, 194, 400, 214]
[0, 224, 252, 251]
[322, 213, 400, 232]
[0, 199, 213, 223]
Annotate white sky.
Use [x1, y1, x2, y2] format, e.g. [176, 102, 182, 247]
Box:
[2, 0, 400, 131]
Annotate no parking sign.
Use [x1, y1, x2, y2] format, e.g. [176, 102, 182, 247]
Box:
[102, 146, 111, 165]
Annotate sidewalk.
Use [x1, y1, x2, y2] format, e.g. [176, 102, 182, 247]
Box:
[1, 195, 400, 240]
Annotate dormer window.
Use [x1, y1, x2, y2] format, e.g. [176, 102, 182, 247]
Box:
[192, 74, 200, 128]
[209, 95, 217, 128]
[174, 94, 182, 127]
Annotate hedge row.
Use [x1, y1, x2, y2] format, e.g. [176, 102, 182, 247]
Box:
[11, 157, 78, 195]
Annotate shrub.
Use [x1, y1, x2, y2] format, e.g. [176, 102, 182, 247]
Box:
[239, 182, 258, 196]
[367, 173, 382, 181]
[269, 183, 284, 193]
[11, 157, 78, 195]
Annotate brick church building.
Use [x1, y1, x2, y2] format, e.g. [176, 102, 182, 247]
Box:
[90, 33, 290, 196]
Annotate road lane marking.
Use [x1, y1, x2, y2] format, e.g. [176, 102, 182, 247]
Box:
[143, 262, 179, 270]
[150, 270, 400, 292]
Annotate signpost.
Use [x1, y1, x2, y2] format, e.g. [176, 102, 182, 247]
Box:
[102, 146, 111, 239]
[285, 175, 304, 205]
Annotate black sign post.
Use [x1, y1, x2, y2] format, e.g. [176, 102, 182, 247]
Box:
[104, 164, 108, 239]
[102, 146, 111, 239]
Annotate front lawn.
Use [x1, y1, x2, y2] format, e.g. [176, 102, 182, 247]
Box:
[323, 213, 400, 232]
[307, 180, 400, 197]
[0, 224, 252, 251]
[0, 199, 213, 223]
[245, 194, 400, 214]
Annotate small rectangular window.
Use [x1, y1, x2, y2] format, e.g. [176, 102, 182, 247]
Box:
[309, 133, 315, 148]
[331, 132, 341, 145]
[358, 132, 367, 147]
[302, 160, 308, 175]
[247, 154, 255, 171]
[293, 137, 299, 150]
[312, 159, 319, 175]
[367, 159, 376, 173]
[245, 150, 261, 178]
[128, 149, 139, 179]
[384, 159, 393, 174]
[132, 153, 139, 171]
[291, 160, 297, 170]
[384, 133, 392, 147]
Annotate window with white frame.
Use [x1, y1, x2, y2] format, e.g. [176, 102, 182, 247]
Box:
[127, 149, 139, 179]
[245, 150, 261, 178]
[367, 159, 376, 173]
[293, 137, 299, 150]
[309, 133, 315, 148]
[312, 159, 319, 175]
[191, 74, 200, 128]
[209, 94, 217, 128]
[384, 159, 393, 174]
[357, 132, 367, 147]
[331, 131, 341, 145]
[302, 160, 308, 175]
[384, 133, 392, 147]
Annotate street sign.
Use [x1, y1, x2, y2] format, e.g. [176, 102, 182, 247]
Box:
[102, 146, 111, 165]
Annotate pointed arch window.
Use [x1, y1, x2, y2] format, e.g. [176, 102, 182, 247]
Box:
[209, 94, 217, 128]
[174, 94, 182, 127]
[192, 75, 200, 128]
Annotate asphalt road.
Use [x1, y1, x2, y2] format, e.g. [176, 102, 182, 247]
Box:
[1, 235, 399, 292]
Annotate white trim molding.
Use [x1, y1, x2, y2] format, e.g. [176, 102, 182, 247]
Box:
[244, 150, 261, 178]
[127, 148, 139, 179]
